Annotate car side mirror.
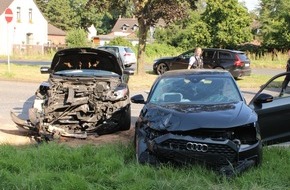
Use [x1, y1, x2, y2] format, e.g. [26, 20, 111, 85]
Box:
[40, 67, 51, 74]
[254, 93, 273, 105]
[131, 94, 145, 104]
[177, 55, 185, 59]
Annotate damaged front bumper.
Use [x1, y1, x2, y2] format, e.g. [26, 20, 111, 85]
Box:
[11, 103, 130, 140]
[137, 131, 261, 177]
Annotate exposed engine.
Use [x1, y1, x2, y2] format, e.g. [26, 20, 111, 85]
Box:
[28, 76, 129, 138]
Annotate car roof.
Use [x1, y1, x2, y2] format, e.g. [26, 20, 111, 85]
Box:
[161, 69, 232, 78]
[203, 48, 245, 54]
[98, 45, 130, 48]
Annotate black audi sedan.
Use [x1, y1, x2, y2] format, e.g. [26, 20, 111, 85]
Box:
[131, 69, 290, 176]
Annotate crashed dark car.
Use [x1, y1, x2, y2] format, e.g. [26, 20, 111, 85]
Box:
[131, 69, 290, 176]
[11, 48, 132, 139]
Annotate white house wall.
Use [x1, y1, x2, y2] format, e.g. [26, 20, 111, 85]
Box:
[0, 0, 48, 55]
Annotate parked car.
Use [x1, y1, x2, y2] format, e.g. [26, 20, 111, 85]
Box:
[153, 48, 251, 79]
[97, 45, 137, 68]
[131, 69, 290, 176]
[11, 48, 132, 140]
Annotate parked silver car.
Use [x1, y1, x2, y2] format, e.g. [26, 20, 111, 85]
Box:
[97, 45, 137, 67]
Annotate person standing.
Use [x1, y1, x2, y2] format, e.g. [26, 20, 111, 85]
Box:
[279, 49, 290, 96]
[188, 47, 203, 69]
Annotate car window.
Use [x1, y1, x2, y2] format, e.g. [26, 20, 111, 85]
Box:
[149, 76, 242, 104]
[180, 51, 194, 59]
[124, 48, 134, 53]
[219, 52, 232, 59]
[203, 50, 215, 59]
[107, 47, 119, 53]
[259, 74, 290, 99]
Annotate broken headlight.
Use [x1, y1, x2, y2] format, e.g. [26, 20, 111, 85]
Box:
[113, 87, 128, 101]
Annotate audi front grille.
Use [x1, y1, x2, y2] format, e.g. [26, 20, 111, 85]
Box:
[155, 139, 238, 166]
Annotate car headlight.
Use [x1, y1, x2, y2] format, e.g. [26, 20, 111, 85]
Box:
[113, 87, 128, 100]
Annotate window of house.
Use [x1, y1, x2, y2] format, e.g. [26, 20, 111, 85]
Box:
[26, 33, 33, 45]
[132, 24, 138, 31]
[29, 8, 32, 22]
[122, 24, 129, 31]
[17, 7, 21, 22]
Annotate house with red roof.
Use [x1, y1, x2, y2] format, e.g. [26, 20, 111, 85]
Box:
[96, 16, 165, 46]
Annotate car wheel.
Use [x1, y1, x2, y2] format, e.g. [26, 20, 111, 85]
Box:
[156, 63, 169, 75]
[119, 107, 131, 131]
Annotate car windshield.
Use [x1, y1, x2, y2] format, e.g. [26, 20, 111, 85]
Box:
[149, 76, 242, 105]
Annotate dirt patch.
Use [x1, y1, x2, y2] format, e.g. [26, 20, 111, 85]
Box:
[56, 128, 135, 147]
[0, 123, 135, 147]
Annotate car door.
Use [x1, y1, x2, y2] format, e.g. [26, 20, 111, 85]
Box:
[216, 51, 234, 69]
[170, 50, 193, 70]
[202, 49, 216, 69]
[249, 72, 290, 145]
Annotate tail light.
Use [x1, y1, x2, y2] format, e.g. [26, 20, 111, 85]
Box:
[234, 55, 244, 67]
[124, 53, 131, 56]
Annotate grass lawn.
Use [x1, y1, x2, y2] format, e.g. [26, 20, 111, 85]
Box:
[0, 143, 289, 189]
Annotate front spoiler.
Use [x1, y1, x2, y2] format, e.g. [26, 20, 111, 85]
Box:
[10, 111, 36, 131]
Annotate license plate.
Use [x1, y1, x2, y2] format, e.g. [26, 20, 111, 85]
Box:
[245, 63, 250, 67]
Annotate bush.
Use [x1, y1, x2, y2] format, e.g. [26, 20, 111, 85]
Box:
[66, 28, 89, 48]
[145, 43, 184, 63]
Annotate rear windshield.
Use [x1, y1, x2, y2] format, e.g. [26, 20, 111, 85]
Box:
[124, 48, 134, 53]
[237, 53, 249, 61]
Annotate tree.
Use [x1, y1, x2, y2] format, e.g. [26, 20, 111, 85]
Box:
[153, 3, 211, 50]
[132, 0, 198, 74]
[40, 0, 110, 31]
[34, 0, 48, 13]
[107, 37, 134, 48]
[259, 0, 290, 50]
[201, 0, 252, 48]
[45, 0, 75, 31]
[66, 28, 88, 47]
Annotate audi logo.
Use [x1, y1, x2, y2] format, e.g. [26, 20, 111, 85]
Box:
[186, 142, 208, 152]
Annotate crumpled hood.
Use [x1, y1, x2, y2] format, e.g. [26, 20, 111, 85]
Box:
[50, 48, 123, 75]
[142, 102, 257, 131]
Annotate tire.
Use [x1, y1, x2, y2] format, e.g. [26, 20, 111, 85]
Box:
[156, 63, 169, 75]
[118, 106, 131, 131]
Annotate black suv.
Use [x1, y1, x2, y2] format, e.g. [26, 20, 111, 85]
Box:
[153, 48, 251, 78]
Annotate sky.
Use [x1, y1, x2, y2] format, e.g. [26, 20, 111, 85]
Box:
[239, 0, 260, 11]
